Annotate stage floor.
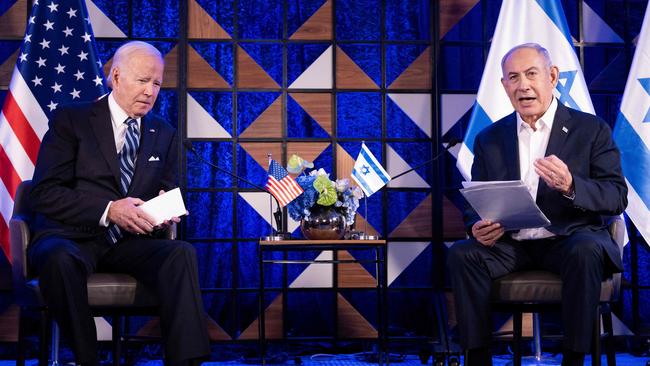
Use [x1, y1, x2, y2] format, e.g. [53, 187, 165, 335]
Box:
[4, 353, 650, 366]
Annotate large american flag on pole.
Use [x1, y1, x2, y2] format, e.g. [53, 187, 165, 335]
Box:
[0, 0, 108, 262]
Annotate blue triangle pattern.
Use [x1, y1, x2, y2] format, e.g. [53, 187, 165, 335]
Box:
[0, 0, 16, 16]
[190, 42, 234, 85]
[287, 0, 327, 37]
[386, 96, 429, 139]
[189, 91, 233, 136]
[441, 2, 482, 42]
[0, 41, 20, 65]
[389, 244, 433, 287]
[196, 0, 234, 36]
[235, 144, 270, 190]
[387, 191, 428, 234]
[239, 43, 283, 86]
[237, 92, 281, 135]
[236, 194, 273, 239]
[390, 142, 432, 184]
[338, 44, 381, 87]
[287, 95, 329, 138]
[287, 43, 330, 85]
[185, 191, 233, 238]
[186, 141, 234, 188]
[385, 44, 428, 87]
[92, 0, 129, 35]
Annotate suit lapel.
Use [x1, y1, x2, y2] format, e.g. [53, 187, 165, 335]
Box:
[90, 98, 122, 188]
[502, 113, 520, 180]
[544, 102, 573, 158]
[128, 115, 159, 194]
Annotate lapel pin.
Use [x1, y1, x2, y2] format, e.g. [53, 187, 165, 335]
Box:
[149, 129, 156, 133]
[562, 126, 568, 133]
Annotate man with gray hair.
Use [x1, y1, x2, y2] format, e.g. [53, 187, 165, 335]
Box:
[28, 41, 210, 366]
[447, 43, 627, 366]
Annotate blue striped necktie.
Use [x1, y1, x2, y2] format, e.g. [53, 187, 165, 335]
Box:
[107, 117, 140, 244]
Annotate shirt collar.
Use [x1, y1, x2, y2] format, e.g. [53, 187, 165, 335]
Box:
[108, 92, 141, 128]
[517, 97, 558, 132]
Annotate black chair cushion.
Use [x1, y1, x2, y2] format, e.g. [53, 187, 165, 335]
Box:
[490, 270, 613, 303]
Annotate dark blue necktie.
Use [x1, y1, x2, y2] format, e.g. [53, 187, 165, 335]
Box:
[107, 117, 140, 244]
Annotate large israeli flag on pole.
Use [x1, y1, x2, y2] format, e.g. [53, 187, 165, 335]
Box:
[456, 0, 594, 179]
[613, 3, 650, 245]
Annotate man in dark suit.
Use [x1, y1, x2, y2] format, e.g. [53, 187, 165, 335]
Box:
[27, 41, 210, 366]
[447, 43, 627, 366]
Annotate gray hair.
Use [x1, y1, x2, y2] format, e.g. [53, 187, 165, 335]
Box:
[500, 43, 553, 72]
[106, 41, 164, 87]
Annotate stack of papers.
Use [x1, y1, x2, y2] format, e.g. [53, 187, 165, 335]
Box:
[140, 188, 188, 226]
[460, 180, 550, 231]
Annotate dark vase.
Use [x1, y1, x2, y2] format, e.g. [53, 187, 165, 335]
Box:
[300, 205, 346, 240]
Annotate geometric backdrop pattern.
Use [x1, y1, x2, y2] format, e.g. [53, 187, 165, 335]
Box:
[0, 0, 648, 341]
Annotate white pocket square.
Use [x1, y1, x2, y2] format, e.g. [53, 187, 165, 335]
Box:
[148, 156, 160, 162]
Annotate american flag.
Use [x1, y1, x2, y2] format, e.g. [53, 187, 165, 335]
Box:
[265, 159, 303, 207]
[0, 0, 108, 261]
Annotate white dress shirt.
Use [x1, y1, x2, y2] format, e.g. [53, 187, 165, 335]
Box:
[99, 93, 142, 226]
[511, 98, 558, 241]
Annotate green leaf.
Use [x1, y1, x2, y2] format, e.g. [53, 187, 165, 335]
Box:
[314, 176, 337, 206]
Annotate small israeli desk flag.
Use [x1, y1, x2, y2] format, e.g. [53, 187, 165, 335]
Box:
[352, 143, 391, 197]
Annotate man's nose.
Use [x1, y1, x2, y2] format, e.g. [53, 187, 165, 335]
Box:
[143, 83, 153, 96]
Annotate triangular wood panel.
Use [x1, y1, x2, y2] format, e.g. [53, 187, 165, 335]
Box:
[290, 0, 332, 40]
[389, 194, 432, 238]
[239, 142, 283, 170]
[0, 49, 18, 88]
[135, 317, 161, 337]
[286, 142, 330, 167]
[439, 0, 479, 39]
[289, 93, 332, 135]
[240, 96, 282, 138]
[353, 213, 380, 238]
[0, 0, 26, 37]
[336, 145, 356, 187]
[187, 45, 230, 88]
[0, 304, 18, 342]
[336, 46, 379, 89]
[188, 0, 231, 39]
[337, 293, 377, 338]
[207, 315, 232, 341]
[443, 196, 466, 240]
[337, 250, 376, 288]
[162, 45, 179, 88]
[237, 46, 280, 88]
[239, 294, 283, 340]
[388, 48, 431, 89]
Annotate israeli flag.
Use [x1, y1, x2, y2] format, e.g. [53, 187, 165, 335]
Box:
[352, 143, 391, 197]
[457, 0, 594, 179]
[613, 3, 650, 246]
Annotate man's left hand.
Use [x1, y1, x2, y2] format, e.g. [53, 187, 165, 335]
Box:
[534, 155, 573, 196]
[153, 189, 183, 230]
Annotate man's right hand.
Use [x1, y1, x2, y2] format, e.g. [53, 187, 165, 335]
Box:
[471, 220, 504, 247]
[107, 197, 156, 235]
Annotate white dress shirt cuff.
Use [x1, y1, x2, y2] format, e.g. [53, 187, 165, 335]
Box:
[99, 201, 113, 227]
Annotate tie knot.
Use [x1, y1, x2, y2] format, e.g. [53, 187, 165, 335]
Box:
[124, 118, 137, 128]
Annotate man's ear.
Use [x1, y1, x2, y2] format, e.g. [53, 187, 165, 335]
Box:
[549, 65, 560, 86]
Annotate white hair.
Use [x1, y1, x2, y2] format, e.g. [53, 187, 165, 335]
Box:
[106, 41, 164, 87]
[500, 43, 553, 72]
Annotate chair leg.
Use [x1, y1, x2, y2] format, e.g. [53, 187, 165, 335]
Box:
[16, 308, 26, 366]
[112, 316, 122, 366]
[512, 313, 523, 366]
[39, 312, 49, 366]
[601, 304, 616, 366]
[591, 308, 601, 366]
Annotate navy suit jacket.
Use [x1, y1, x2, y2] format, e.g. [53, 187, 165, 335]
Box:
[29, 96, 178, 243]
[465, 102, 627, 271]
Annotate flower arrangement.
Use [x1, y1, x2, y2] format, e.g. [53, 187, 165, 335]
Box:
[285, 155, 363, 226]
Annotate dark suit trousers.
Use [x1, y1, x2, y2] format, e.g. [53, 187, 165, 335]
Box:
[27, 234, 210, 365]
[446, 229, 608, 352]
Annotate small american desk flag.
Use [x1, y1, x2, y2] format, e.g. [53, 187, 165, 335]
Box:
[0, 0, 107, 261]
[265, 159, 303, 207]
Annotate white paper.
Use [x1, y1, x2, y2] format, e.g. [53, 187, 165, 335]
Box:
[460, 180, 551, 231]
[140, 188, 187, 225]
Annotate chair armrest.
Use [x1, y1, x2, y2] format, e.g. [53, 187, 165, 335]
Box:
[10, 216, 30, 287]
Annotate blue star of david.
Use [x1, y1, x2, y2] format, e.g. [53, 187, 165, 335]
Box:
[555, 70, 579, 109]
[361, 165, 370, 175]
[638, 77, 650, 123]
